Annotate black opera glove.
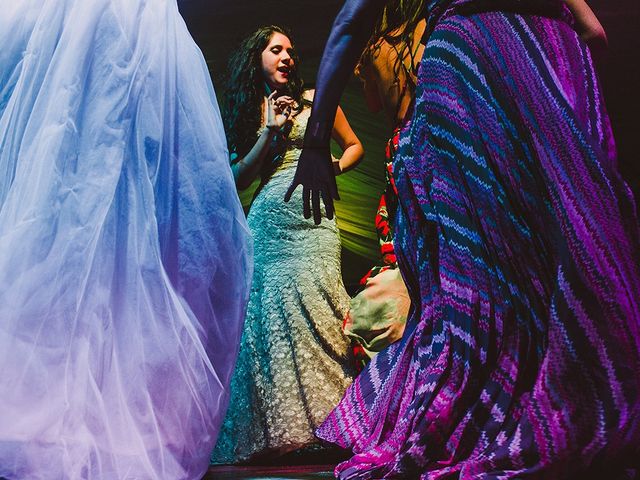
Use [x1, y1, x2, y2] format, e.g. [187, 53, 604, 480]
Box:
[284, 120, 338, 225]
[285, 0, 385, 223]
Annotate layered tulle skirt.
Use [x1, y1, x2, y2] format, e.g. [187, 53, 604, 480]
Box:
[0, 1, 252, 478]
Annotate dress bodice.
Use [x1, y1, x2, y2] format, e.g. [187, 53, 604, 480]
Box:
[258, 94, 312, 184]
[278, 103, 311, 167]
[284, 102, 311, 151]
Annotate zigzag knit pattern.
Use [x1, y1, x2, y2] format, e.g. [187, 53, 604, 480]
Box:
[316, 5, 640, 479]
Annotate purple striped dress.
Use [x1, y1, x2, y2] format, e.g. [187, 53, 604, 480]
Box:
[316, 1, 640, 478]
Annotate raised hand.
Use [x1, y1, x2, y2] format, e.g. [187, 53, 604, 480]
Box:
[266, 91, 295, 130]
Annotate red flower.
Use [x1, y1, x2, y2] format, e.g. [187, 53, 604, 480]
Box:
[381, 243, 395, 255]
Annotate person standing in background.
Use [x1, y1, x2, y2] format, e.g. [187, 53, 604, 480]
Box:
[212, 25, 363, 464]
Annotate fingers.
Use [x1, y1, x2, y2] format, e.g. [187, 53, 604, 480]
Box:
[287, 185, 335, 224]
[284, 180, 298, 203]
[274, 97, 295, 112]
[286, 182, 332, 224]
[281, 104, 293, 120]
[312, 190, 321, 225]
[272, 97, 295, 123]
[328, 178, 340, 201]
[275, 95, 293, 103]
[303, 187, 311, 219]
[266, 92, 278, 123]
[321, 189, 334, 220]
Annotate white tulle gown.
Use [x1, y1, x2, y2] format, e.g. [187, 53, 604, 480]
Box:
[0, 1, 252, 479]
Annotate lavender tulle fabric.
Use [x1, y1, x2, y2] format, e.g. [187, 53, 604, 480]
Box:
[0, 1, 252, 478]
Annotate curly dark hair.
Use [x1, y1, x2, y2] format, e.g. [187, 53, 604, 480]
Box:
[356, 0, 425, 92]
[223, 26, 307, 157]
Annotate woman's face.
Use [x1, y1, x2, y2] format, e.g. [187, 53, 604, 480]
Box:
[261, 32, 294, 91]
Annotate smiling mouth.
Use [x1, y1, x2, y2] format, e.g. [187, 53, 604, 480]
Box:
[277, 67, 290, 75]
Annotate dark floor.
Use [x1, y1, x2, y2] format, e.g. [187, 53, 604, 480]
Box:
[205, 447, 349, 479]
[204, 464, 333, 480]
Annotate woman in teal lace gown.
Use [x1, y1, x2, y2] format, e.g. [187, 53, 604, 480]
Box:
[211, 26, 364, 463]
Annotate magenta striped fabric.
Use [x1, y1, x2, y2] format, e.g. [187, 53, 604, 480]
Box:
[317, 5, 640, 479]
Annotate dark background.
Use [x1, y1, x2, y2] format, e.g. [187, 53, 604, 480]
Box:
[178, 0, 640, 287]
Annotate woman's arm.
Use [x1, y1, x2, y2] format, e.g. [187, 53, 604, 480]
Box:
[232, 91, 295, 190]
[331, 106, 364, 175]
[305, 0, 387, 147]
[231, 127, 279, 190]
[285, 0, 386, 224]
[564, 0, 607, 47]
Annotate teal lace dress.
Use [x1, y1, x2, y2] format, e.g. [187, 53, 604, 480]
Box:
[212, 98, 355, 464]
